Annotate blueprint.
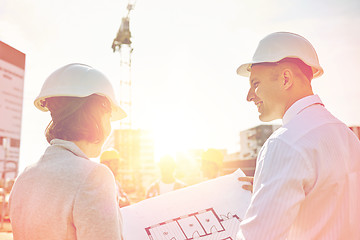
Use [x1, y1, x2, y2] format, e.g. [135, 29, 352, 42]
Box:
[146, 208, 241, 240]
[121, 169, 251, 240]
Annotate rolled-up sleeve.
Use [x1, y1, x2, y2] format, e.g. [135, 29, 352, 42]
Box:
[73, 164, 123, 240]
[237, 139, 315, 240]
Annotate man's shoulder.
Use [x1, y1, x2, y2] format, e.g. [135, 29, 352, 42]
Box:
[147, 180, 160, 189]
[174, 179, 186, 189]
[270, 106, 348, 146]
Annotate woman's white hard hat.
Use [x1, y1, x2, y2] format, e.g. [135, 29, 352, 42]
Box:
[236, 32, 323, 79]
[34, 63, 127, 121]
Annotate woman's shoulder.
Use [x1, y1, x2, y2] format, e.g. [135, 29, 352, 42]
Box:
[37, 143, 112, 184]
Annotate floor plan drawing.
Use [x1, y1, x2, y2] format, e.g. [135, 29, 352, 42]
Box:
[121, 169, 251, 239]
[145, 208, 242, 240]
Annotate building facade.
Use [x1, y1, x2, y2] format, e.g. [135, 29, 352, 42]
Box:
[222, 125, 281, 177]
[240, 124, 280, 160]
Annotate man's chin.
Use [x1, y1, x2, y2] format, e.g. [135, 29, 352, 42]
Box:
[259, 114, 275, 122]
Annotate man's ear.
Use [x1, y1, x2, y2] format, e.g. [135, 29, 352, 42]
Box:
[282, 69, 293, 90]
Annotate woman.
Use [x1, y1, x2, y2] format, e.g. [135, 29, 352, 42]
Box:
[9, 64, 126, 240]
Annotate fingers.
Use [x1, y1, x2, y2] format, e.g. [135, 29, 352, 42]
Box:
[238, 176, 254, 184]
[242, 184, 253, 193]
[239, 176, 254, 193]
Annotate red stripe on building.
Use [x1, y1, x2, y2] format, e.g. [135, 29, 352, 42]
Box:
[0, 41, 26, 69]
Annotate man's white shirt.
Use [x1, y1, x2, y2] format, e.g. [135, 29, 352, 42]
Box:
[237, 95, 360, 240]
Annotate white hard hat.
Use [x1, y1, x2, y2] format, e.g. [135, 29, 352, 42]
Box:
[34, 63, 127, 121]
[237, 32, 323, 79]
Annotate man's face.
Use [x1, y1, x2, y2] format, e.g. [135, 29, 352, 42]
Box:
[159, 162, 176, 180]
[103, 159, 120, 176]
[246, 64, 286, 122]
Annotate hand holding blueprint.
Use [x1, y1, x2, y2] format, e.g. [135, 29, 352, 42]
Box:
[121, 169, 252, 240]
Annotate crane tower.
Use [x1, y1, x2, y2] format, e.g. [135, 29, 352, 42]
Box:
[111, 1, 136, 129]
[110, 1, 146, 201]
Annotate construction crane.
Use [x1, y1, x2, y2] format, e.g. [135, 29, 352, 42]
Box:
[111, 0, 136, 130]
[110, 0, 144, 202]
[111, 2, 135, 53]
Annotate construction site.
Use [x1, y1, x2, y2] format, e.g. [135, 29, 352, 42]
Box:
[1, 0, 360, 239]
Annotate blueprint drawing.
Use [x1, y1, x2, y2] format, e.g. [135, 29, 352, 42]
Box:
[146, 208, 242, 240]
[121, 169, 252, 240]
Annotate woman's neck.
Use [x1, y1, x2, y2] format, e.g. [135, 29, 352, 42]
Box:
[72, 140, 102, 158]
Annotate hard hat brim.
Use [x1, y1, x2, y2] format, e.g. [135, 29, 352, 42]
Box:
[34, 94, 127, 121]
[111, 104, 127, 121]
[236, 63, 252, 77]
[236, 60, 324, 79]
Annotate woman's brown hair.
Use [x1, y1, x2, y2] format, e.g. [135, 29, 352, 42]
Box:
[44, 94, 111, 144]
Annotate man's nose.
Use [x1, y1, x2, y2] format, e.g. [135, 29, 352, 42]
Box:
[247, 89, 254, 102]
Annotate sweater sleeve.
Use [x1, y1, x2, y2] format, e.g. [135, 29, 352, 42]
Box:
[73, 164, 123, 240]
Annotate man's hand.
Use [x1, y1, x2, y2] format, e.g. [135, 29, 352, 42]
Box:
[238, 176, 254, 193]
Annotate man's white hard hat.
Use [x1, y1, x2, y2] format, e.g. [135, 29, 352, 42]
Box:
[236, 32, 323, 79]
[34, 63, 127, 121]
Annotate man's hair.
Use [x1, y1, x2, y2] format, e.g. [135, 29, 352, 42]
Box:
[44, 94, 111, 144]
[253, 58, 313, 81]
[278, 58, 313, 81]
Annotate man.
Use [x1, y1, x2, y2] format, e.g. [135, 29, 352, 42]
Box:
[100, 148, 130, 208]
[236, 32, 360, 239]
[145, 155, 186, 198]
[201, 148, 224, 179]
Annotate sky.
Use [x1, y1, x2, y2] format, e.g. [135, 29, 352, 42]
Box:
[1, 0, 360, 172]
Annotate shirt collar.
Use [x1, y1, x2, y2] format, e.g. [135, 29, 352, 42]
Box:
[282, 94, 324, 125]
[49, 139, 89, 159]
